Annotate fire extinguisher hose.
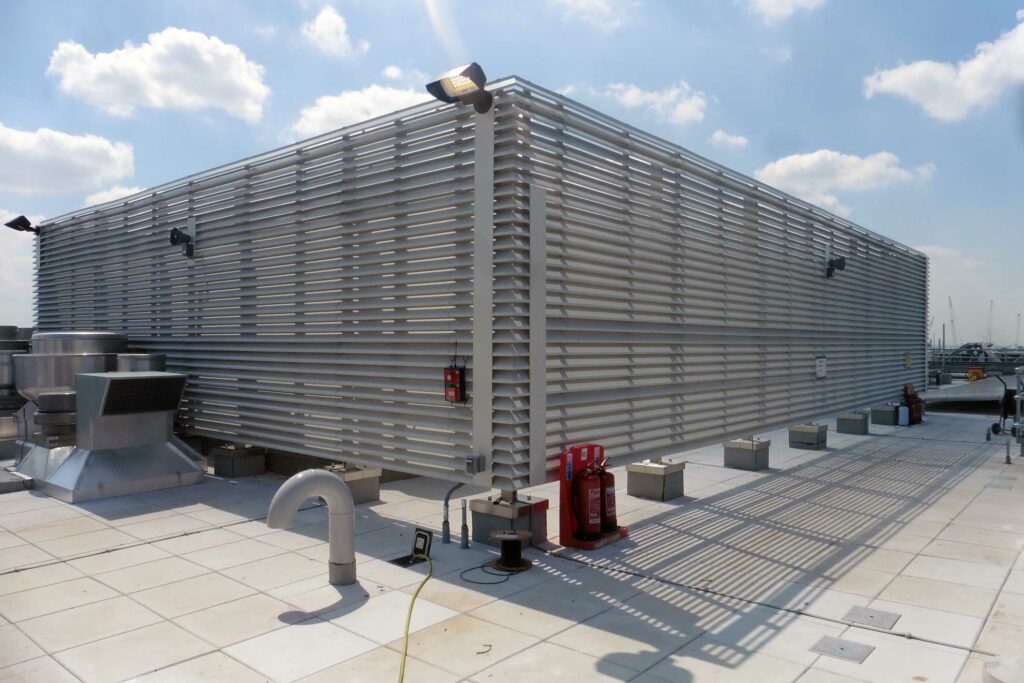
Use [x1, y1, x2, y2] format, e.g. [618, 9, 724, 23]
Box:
[397, 554, 432, 683]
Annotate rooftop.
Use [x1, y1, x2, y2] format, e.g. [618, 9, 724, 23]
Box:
[1, 411, 1021, 682]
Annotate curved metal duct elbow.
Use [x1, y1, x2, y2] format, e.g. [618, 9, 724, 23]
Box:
[267, 469, 357, 585]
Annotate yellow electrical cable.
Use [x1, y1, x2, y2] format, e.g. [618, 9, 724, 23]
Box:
[397, 554, 432, 683]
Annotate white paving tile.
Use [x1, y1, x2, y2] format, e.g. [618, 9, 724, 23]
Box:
[387, 614, 538, 678]
[173, 593, 301, 648]
[130, 572, 256, 618]
[221, 551, 326, 591]
[131, 652, 267, 682]
[0, 655, 79, 682]
[94, 556, 209, 593]
[298, 646, 459, 683]
[0, 577, 118, 622]
[0, 624, 43, 668]
[183, 538, 285, 570]
[810, 629, 967, 683]
[471, 641, 636, 682]
[326, 590, 457, 645]
[900, 555, 1008, 590]
[66, 543, 171, 575]
[18, 595, 162, 653]
[225, 618, 377, 683]
[0, 562, 82, 597]
[55, 621, 212, 683]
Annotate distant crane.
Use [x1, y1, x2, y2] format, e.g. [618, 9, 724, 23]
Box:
[986, 300, 994, 346]
[948, 296, 959, 348]
[1016, 313, 1021, 348]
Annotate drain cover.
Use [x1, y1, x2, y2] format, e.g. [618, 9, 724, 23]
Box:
[810, 636, 875, 663]
[843, 606, 901, 630]
[986, 482, 1014, 490]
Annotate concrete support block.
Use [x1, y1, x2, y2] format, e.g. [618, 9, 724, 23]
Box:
[328, 466, 381, 505]
[265, 449, 332, 476]
[626, 461, 686, 501]
[837, 411, 869, 435]
[470, 494, 548, 546]
[871, 404, 898, 426]
[212, 445, 265, 478]
[789, 423, 828, 450]
[0, 470, 31, 493]
[724, 438, 771, 471]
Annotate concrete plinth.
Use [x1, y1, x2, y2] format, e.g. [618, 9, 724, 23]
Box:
[626, 461, 686, 501]
[212, 445, 265, 478]
[470, 494, 548, 546]
[724, 439, 771, 471]
[328, 466, 381, 504]
[837, 411, 869, 435]
[789, 423, 828, 450]
[871, 404, 898, 426]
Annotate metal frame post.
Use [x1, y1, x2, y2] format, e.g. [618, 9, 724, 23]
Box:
[529, 185, 548, 486]
[471, 108, 495, 485]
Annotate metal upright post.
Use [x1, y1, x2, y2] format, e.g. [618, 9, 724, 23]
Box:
[471, 107, 495, 485]
[529, 185, 548, 486]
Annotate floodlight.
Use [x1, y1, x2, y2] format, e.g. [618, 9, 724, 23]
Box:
[169, 226, 194, 258]
[826, 255, 846, 278]
[3, 215, 38, 234]
[426, 62, 493, 113]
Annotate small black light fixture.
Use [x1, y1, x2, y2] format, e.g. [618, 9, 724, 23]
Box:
[169, 226, 194, 258]
[3, 215, 38, 234]
[826, 255, 846, 278]
[426, 62, 493, 113]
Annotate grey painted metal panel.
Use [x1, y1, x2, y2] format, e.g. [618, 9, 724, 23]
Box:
[502, 81, 927, 481]
[35, 96, 484, 483]
[34, 77, 927, 491]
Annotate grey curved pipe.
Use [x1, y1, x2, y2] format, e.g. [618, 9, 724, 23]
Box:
[267, 469, 356, 585]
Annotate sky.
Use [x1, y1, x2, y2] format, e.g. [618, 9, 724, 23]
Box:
[1, 0, 1022, 345]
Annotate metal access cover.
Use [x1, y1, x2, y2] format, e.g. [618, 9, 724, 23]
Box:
[810, 636, 875, 663]
[843, 606, 901, 630]
[986, 481, 1014, 490]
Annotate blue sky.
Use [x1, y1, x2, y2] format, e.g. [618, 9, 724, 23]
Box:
[1, 0, 1022, 344]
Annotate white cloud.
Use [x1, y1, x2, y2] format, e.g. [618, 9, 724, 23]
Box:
[605, 81, 707, 125]
[711, 129, 749, 148]
[85, 185, 145, 207]
[754, 149, 931, 217]
[0, 209, 43, 327]
[301, 6, 369, 59]
[380, 65, 428, 86]
[551, 0, 633, 32]
[749, 0, 823, 24]
[47, 27, 269, 122]
[0, 122, 133, 195]
[253, 25, 278, 39]
[864, 12, 1024, 121]
[292, 85, 430, 138]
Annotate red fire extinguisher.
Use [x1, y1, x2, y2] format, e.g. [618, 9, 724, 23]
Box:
[598, 464, 617, 533]
[572, 466, 602, 540]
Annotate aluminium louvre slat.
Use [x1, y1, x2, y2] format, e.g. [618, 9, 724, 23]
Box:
[37, 97, 481, 485]
[511, 86, 925, 471]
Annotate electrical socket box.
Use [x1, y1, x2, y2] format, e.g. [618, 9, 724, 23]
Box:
[389, 527, 433, 567]
[443, 365, 465, 402]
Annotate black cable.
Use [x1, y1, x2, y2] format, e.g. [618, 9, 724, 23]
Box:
[459, 561, 513, 585]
